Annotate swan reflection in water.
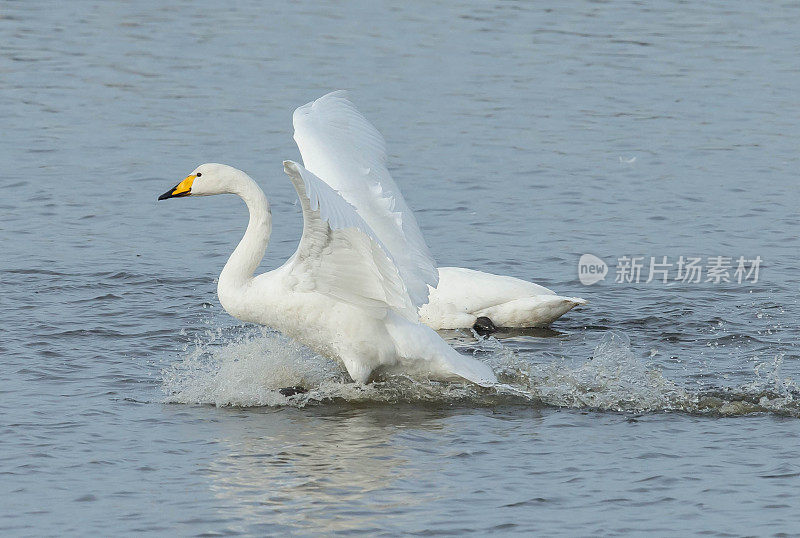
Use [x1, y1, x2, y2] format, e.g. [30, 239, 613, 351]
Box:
[199, 404, 544, 534]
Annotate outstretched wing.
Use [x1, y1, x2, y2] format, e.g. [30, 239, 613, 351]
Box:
[283, 160, 417, 321]
[292, 90, 438, 309]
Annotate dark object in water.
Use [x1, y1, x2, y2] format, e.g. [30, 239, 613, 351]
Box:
[278, 386, 308, 397]
[473, 316, 497, 335]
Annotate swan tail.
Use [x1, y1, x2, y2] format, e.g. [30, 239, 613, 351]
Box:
[386, 314, 498, 387]
[564, 296, 588, 306]
[477, 294, 586, 328]
[436, 348, 499, 387]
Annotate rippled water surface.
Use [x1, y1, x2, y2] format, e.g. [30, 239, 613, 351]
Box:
[3, 1, 800, 535]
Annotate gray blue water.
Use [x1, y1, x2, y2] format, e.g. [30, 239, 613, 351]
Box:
[3, 1, 800, 535]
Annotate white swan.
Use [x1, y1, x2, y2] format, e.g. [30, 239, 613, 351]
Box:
[421, 267, 587, 331]
[291, 91, 585, 331]
[158, 161, 497, 387]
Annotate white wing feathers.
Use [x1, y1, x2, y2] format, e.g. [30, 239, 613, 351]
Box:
[283, 160, 417, 321]
[292, 90, 438, 308]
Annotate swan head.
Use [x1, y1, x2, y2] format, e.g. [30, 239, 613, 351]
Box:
[158, 163, 247, 200]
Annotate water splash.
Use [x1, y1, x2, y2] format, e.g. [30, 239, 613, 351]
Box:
[161, 328, 800, 416]
[161, 328, 345, 407]
[523, 332, 693, 412]
[701, 353, 800, 416]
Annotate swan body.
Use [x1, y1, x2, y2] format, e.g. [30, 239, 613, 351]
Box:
[422, 267, 587, 330]
[159, 162, 496, 386]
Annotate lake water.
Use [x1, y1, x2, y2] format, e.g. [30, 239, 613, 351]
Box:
[3, 0, 800, 535]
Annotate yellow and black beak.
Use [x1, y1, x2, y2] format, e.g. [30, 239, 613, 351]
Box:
[158, 175, 196, 200]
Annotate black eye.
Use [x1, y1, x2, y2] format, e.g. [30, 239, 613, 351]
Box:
[196, 172, 202, 177]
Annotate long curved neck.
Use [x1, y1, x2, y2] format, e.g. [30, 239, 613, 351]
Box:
[218, 175, 271, 293]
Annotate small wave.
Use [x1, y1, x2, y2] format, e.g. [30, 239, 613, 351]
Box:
[2, 268, 69, 276]
[160, 328, 800, 417]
